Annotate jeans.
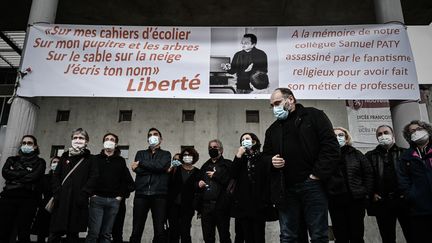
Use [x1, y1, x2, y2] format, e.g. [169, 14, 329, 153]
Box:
[278, 178, 328, 243]
[168, 204, 194, 243]
[237, 217, 265, 243]
[85, 196, 121, 243]
[129, 195, 168, 243]
[374, 198, 412, 243]
[329, 197, 365, 243]
[112, 198, 126, 243]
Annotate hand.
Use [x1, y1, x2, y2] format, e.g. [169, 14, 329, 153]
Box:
[236, 146, 246, 158]
[171, 159, 182, 167]
[272, 154, 285, 168]
[221, 63, 231, 71]
[244, 63, 253, 72]
[206, 171, 215, 178]
[309, 174, 320, 180]
[373, 194, 382, 202]
[115, 196, 122, 201]
[131, 161, 139, 170]
[198, 180, 207, 188]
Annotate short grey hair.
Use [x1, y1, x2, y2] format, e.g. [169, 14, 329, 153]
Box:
[208, 139, 223, 153]
[71, 128, 89, 141]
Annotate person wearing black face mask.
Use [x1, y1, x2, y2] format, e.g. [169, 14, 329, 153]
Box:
[198, 139, 233, 243]
[0, 135, 46, 243]
[397, 120, 432, 243]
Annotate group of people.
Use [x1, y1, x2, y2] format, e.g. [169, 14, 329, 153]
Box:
[0, 88, 431, 243]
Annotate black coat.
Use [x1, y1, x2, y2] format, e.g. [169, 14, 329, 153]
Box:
[339, 145, 374, 200]
[49, 149, 97, 233]
[1, 153, 46, 199]
[231, 152, 271, 219]
[168, 166, 201, 216]
[133, 148, 171, 196]
[31, 172, 53, 236]
[262, 104, 340, 204]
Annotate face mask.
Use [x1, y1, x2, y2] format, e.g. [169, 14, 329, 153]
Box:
[337, 136, 346, 147]
[183, 155, 193, 164]
[378, 134, 393, 146]
[72, 140, 86, 149]
[103, 141, 116, 150]
[148, 136, 159, 147]
[51, 163, 58, 171]
[21, 145, 34, 154]
[209, 148, 219, 159]
[273, 105, 289, 120]
[241, 139, 253, 149]
[411, 129, 429, 145]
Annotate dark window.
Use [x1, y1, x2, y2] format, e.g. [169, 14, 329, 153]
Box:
[118, 145, 129, 159]
[50, 145, 65, 157]
[0, 97, 11, 125]
[56, 110, 70, 122]
[182, 110, 195, 122]
[246, 110, 260, 123]
[119, 110, 132, 122]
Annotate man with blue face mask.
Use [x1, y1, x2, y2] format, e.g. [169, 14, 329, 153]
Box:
[262, 88, 340, 243]
[130, 128, 171, 243]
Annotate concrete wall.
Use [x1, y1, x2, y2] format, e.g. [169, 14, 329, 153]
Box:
[31, 97, 405, 242]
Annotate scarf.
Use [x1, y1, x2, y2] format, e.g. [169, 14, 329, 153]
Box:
[245, 150, 261, 184]
[68, 146, 86, 157]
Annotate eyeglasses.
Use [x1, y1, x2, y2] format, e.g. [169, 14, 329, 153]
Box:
[72, 136, 86, 140]
[22, 141, 34, 146]
[336, 133, 345, 137]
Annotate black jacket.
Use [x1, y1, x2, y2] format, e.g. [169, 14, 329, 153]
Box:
[133, 148, 171, 196]
[262, 104, 340, 204]
[365, 144, 405, 196]
[168, 166, 201, 215]
[231, 152, 271, 219]
[91, 150, 135, 198]
[340, 145, 374, 200]
[199, 156, 232, 210]
[1, 153, 46, 199]
[50, 149, 97, 233]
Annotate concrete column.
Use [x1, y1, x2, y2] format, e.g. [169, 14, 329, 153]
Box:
[374, 0, 427, 147]
[0, 0, 58, 186]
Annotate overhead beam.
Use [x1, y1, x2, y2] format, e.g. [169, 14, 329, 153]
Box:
[0, 31, 22, 55]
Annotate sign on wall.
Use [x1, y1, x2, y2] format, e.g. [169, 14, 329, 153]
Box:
[18, 24, 419, 99]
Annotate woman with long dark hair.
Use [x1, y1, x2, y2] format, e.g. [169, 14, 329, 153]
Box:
[0, 135, 46, 243]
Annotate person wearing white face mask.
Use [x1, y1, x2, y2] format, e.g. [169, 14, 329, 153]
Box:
[397, 120, 432, 243]
[0, 135, 46, 243]
[365, 125, 412, 243]
[329, 127, 373, 243]
[49, 128, 98, 243]
[85, 133, 134, 243]
[167, 148, 201, 243]
[130, 127, 171, 243]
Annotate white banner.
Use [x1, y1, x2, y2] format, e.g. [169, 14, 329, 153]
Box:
[18, 24, 419, 99]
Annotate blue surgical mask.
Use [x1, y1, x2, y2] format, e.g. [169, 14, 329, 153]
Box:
[148, 135, 159, 147]
[241, 139, 253, 149]
[337, 136, 346, 147]
[21, 145, 34, 154]
[273, 105, 289, 120]
[51, 163, 58, 171]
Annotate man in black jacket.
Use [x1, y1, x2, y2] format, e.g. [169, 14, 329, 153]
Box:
[263, 88, 340, 243]
[129, 128, 171, 243]
[85, 133, 134, 243]
[365, 125, 411, 243]
[198, 139, 232, 243]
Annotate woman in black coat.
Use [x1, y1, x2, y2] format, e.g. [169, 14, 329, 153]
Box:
[231, 132, 271, 243]
[330, 127, 374, 243]
[48, 128, 98, 243]
[0, 135, 46, 243]
[167, 148, 202, 243]
[32, 156, 60, 243]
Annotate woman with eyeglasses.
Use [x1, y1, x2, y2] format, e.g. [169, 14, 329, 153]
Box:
[0, 135, 46, 243]
[329, 127, 373, 243]
[48, 128, 98, 243]
[167, 147, 201, 243]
